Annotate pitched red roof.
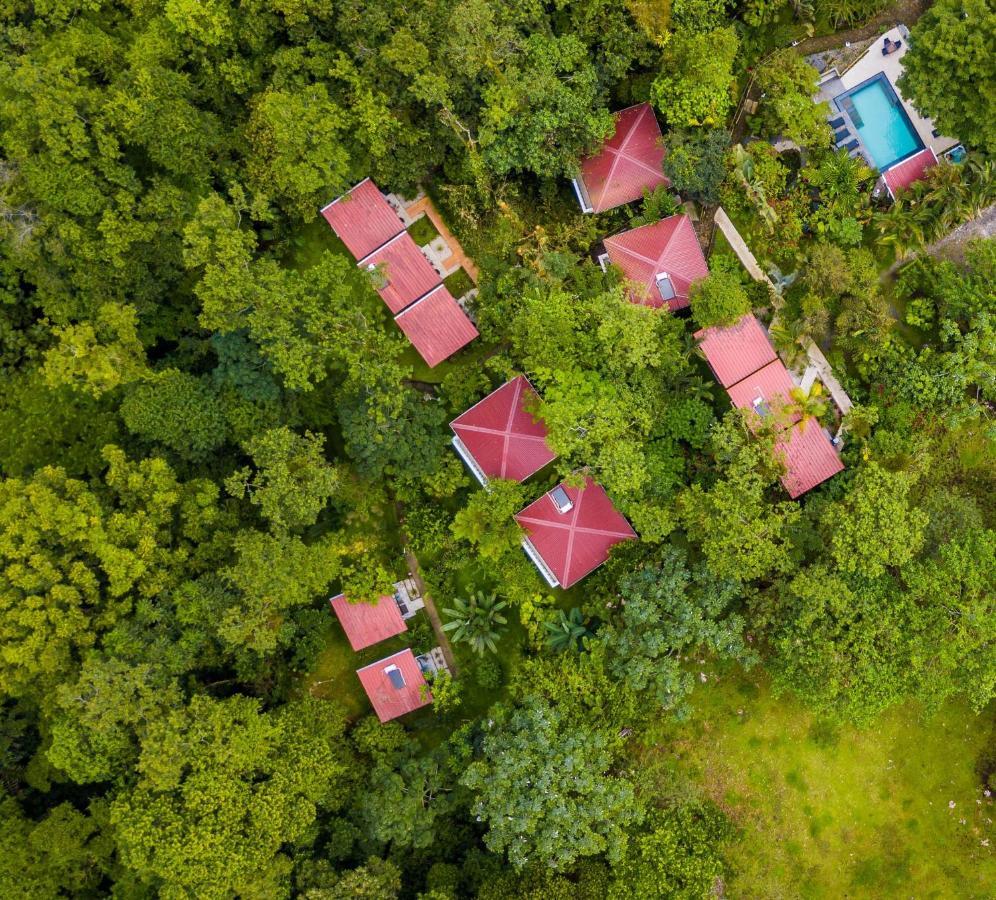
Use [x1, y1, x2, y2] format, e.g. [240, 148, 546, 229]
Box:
[883, 148, 938, 198]
[394, 286, 478, 368]
[602, 214, 708, 311]
[776, 422, 844, 499]
[726, 360, 800, 426]
[321, 178, 404, 260]
[356, 649, 432, 723]
[358, 232, 441, 314]
[577, 103, 669, 213]
[514, 477, 636, 589]
[450, 376, 557, 483]
[330, 593, 406, 651]
[694, 315, 778, 388]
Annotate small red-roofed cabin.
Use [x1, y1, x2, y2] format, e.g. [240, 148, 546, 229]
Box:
[394, 285, 478, 368]
[358, 232, 441, 314]
[726, 360, 801, 427]
[601, 214, 708, 311]
[330, 593, 406, 652]
[573, 103, 669, 214]
[356, 649, 432, 723]
[776, 422, 844, 499]
[321, 178, 405, 260]
[514, 477, 636, 589]
[694, 315, 778, 388]
[450, 376, 557, 485]
[883, 148, 937, 199]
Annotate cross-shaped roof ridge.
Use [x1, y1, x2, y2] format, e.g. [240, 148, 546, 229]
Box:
[593, 104, 664, 211]
[607, 215, 687, 273]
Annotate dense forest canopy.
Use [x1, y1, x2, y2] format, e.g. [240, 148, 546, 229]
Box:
[1, 0, 994, 896]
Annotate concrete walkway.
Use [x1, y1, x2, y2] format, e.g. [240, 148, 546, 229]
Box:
[713, 207, 853, 415]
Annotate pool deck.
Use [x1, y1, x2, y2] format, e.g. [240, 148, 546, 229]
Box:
[815, 26, 958, 166]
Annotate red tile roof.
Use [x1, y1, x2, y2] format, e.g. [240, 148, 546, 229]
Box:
[776, 422, 844, 499]
[726, 360, 800, 426]
[514, 477, 636, 589]
[321, 178, 404, 260]
[358, 232, 441, 314]
[602, 214, 708, 311]
[883, 148, 937, 198]
[577, 103, 669, 213]
[356, 649, 432, 722]
[694, 315, 778, 388]
[330, 593, 406, 651]
[450, 376, 557, 483]
[394, 286, 479, 368]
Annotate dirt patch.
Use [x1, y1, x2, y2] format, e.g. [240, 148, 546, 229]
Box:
[795, 0, 931, 56]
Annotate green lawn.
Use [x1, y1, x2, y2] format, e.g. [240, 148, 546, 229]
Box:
[408, 214, 440, 247]
[638, 664, 996, 898]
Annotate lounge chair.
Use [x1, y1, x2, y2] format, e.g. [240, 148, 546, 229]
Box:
[841, 139, 859, 152]
[829, 116, 846, 130]
[834, 128, 850, 144]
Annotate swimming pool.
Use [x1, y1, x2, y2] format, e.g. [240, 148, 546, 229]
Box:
[834, 75, 923, 171]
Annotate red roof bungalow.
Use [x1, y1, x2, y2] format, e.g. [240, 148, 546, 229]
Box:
[694, 315, 778, 388]
[330, 592, 406, 652]
[883, 148, 938, 199]
[776, 422, 845, 499]
[450, 376, 557, 485]
[514, 477, 636, 589]
[358, 231, 442, 314]
[725, 360, 844, 496]
[601, 214, 708, 311]
[321, 178, 405, 260]
[356, 649, 432, 723]
[394, 285, 479, 368]
[572, 103, 669, 214]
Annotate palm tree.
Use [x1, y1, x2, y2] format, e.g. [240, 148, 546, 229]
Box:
[545, 607, 591, 653]
[730, 144, 779, 231]
[768, 316, 809, 370]
[787, 382, 828, 431]
[442, 591, 508, 656]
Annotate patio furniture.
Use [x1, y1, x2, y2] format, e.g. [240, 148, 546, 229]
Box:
[840, 139, 859, 152]
[882, 38, 902, 55]
[829, 116, 846, 130]
[834, 128, 850, 144]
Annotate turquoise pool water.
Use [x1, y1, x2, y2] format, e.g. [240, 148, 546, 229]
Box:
[837, 77, 923, 170]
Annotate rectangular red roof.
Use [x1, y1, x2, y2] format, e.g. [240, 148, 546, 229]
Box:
[321, 178, 404, 260]
[694, 315, 778, 388]
[358, 232, 441, 314]
[577, 103, 669, 213]
[776, 422, 844, 499]
[514, 477, 636, 589]
[330, 593, 406, 651]
[356, 649, 432, 722]
[602, 214, 708, 310]
[726, 360, 801, 426]
[450, 376, 557, 483]
[883, 148, 937, 198]
[394, 286, 478, 368]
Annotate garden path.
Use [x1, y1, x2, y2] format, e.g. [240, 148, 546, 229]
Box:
[395, 503, 459, 676]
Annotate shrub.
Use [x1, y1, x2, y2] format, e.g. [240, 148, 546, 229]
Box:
[690, 271, 753, 329]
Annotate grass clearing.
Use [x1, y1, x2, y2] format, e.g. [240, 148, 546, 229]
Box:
[636, 664, 996, 898]
[408, 215, 440, 247]
[443, 267, 475, 299]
